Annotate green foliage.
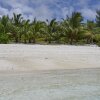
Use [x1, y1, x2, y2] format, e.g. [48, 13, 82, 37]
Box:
[0, 11, 100, 45]
[94, 34, 100, 42]
[94, 34, 100, 46]
[97, 42, 100, 47]
[0, 33, 10, 44]
[62, 12, 84, 44]
[93, 27, 100, 34]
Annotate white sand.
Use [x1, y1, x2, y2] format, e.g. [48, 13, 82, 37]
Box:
[0, 44, 100, 99]
[0, 44, 100, 71]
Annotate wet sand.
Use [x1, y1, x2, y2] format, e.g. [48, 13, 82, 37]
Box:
[0, 68, 100, 100]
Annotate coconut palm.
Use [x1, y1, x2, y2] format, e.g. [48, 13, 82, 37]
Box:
[11, 13, 23, 43]
[62, 12, 84, 44]
[12, 13, 23, 26]
[28, 18, 45, 43]
[86, 20, 96, 43]
[0, 15, 11, 43]
[0, 15, 10, 33]
[44, 18, 58, 43]
[0, 11, 100, 45]
[21, 19, 30, 43]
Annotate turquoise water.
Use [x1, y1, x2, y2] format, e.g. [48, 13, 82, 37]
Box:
[0, 68, 100, 100]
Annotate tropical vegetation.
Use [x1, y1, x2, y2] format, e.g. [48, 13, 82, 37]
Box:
[0, 10, 100, 46]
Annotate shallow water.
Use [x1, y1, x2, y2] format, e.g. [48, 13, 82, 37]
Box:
[0, 68, 100, 100]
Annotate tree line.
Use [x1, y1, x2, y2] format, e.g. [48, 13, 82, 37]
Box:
[0, 10, 100, 46]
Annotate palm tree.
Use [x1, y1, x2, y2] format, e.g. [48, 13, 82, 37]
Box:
[12, 13, 23, 26]
[62, 12, 83, 44]
[86, 20, 96, 43]
[12, 13, 23, 43]
[28, 18, 44, 43]
[0, 15, 10, 33]
[21, 19, 30, 43]
[44, 18, 58, 43]
[0, 11, 100, 45]
[51, 21, 63, 43]
[0, 15, 11, 43]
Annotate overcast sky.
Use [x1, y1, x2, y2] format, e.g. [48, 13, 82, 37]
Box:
[0, 0, 100, 21]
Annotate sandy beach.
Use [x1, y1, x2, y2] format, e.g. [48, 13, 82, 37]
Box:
[0, 44, 100, 100]
[0, 44, 100, 71]
[0, 68, 100, 100]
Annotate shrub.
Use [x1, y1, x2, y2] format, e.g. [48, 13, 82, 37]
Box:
[94, 34, 100, 42]
[0, 33, 10, 44]
[97, 42, 100, 47]
[94, 34, 100, 46]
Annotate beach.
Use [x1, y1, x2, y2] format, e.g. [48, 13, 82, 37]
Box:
[0, 44, 100, 100]
[0, 68, 100, 100]
[0, 44, 100, 71]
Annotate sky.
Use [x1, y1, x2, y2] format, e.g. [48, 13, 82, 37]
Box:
[0, 0, 100, 21]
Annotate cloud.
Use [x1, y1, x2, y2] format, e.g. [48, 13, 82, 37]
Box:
[0, 0, 56, 21]
[0, 6, 9, 16]
[81, 8, 96, 20]
[0, 0, 100, 21]
[61, 7, 74, 18]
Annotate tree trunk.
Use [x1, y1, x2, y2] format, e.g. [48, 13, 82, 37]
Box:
[19, 33, 22, 43]
[24, 39, 27, 44]
[48, 40, 51, 44]
[29, 38, 31, 43]
[15, 37, 18, 43]
[32, 38, 36, 43]
[70, 38, 73, 45]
